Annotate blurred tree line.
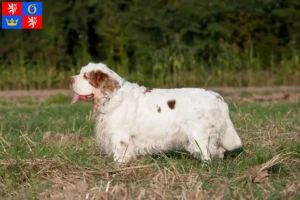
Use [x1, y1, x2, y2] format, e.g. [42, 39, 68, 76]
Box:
[0, 0, 300, 89]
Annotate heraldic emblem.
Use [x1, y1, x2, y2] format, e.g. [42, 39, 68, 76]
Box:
[2, 2, 43, 29]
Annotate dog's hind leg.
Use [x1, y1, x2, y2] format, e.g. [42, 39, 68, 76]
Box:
[185, 118, 225, 162]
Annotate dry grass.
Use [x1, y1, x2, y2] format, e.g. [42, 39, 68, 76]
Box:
[242, 154, 288, 184]
[1, 154, 298, 199]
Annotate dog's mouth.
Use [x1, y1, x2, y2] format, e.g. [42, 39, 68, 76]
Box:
[71, 93, 94, 104]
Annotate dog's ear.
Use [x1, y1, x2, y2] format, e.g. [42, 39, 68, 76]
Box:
[88, 70, 109, 88]
[87, 70, 120, 94]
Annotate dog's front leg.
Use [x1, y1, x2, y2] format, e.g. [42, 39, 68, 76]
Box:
[112, 140, 135, 163]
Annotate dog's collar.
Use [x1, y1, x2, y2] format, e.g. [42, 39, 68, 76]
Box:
[102, 97, 111, 106]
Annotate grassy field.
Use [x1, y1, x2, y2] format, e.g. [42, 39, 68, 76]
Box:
[0, 95, 299, 199]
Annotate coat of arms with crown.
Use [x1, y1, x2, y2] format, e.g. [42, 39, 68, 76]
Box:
[2, 2, 43, 29]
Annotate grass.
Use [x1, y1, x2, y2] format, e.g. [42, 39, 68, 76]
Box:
[0, 97, 299, 199]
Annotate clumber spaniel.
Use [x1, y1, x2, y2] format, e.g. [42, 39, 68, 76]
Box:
[69, 63, 242, 163]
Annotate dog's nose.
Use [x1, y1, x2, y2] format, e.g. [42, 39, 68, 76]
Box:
[69, 77, 75, 85]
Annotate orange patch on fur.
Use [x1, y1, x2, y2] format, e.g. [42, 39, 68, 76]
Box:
[86, 70, 120, 112]
[167, 100, 176, 110]
[87, 70, 120, 94]
[88, 70, 110, 88]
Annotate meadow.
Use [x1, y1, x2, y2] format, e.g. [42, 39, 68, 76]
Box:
[0, 93, 299, 199]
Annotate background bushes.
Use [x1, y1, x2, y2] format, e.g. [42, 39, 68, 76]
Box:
[0, 0, 300, 89]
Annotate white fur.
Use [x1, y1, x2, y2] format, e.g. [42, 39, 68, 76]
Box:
[70, 62, 243, 163]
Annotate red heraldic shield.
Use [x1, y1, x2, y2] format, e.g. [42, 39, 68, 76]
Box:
[22, 16, 42, 29]
[2, 2, 22, 16]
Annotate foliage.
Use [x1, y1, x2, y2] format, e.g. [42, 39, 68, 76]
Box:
[0, 0, 300, 89]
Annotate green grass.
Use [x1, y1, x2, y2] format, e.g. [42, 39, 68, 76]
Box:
[0, 100, 299, 199]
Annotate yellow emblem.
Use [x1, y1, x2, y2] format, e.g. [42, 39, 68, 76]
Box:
[28, 4, 37, 14]
[6, 18, 18, 26]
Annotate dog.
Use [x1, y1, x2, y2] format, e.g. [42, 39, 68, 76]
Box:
[69, 62, 242, 163]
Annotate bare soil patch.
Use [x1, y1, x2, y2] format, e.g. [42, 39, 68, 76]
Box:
[1, 86, 300, 103]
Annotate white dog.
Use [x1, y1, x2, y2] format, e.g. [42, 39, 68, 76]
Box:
[69, 62, 242, 163]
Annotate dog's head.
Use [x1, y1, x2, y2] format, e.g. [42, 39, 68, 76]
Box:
[69, 63, 122, 110]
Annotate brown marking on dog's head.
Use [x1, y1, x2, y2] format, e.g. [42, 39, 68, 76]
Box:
[144, 87, 152, 94]
[84, 70, 120, 112]
[167, 100, 176, 110]
[88, 70, 119, 92]
[157, 106, 161, 113]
